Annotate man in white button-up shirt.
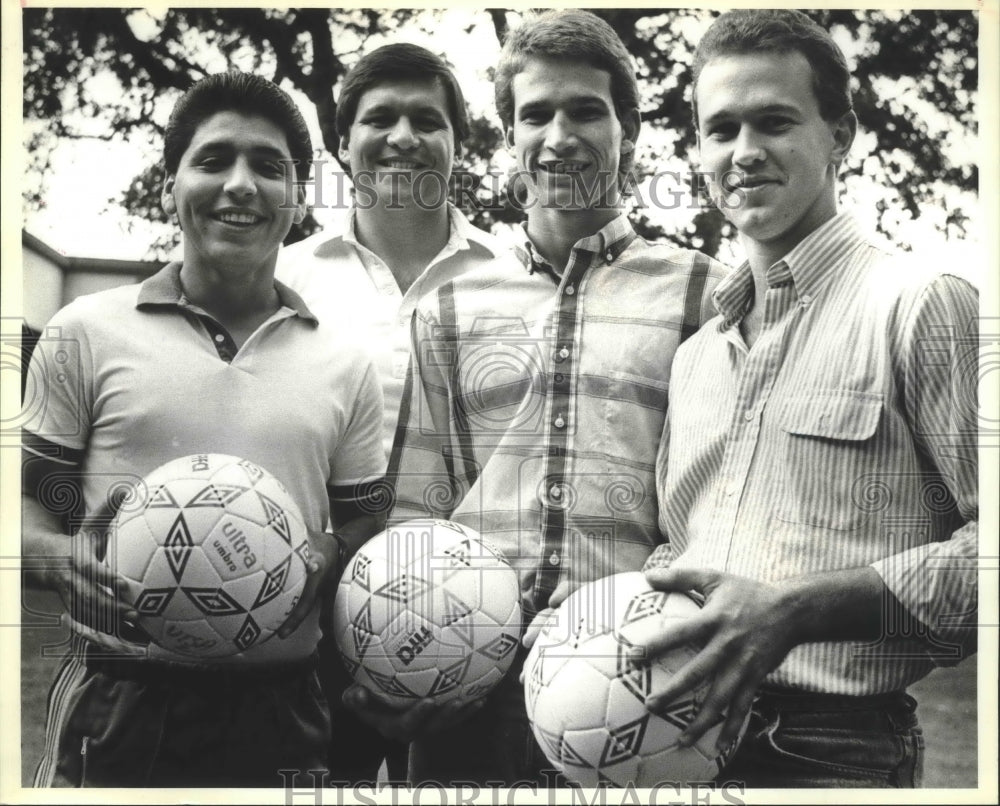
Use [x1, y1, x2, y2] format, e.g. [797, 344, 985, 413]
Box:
[277, 44, 519, 460]
[276, 43, 520, 783]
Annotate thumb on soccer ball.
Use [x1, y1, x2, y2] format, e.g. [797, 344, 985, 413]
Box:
[277, 540, 327, 639]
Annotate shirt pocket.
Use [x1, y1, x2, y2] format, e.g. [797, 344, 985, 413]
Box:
[775, 389, 883, 531]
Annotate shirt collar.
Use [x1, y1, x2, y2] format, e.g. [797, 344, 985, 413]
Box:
[712, 212, 867, 329]
[136, 261, 319, 324]
[334, 204, 501, 259]
[781, 212, 867, 302]
[513, 212, 635, 276]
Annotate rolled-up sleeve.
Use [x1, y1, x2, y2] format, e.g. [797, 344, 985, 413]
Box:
[871, 274, 979, 662]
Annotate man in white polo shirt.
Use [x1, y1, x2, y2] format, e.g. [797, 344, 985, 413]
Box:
[276, 43, 520, 782]
[22, 72, 386, 787]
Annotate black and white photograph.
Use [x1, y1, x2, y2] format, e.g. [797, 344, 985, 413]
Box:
[3, 3, 996, 804]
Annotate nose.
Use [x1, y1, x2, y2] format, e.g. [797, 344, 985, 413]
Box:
[543, 111, 578, 154]
[224, 157, 257, 199]
[732, 125, 766, 167]
[387, 117, 418, 151]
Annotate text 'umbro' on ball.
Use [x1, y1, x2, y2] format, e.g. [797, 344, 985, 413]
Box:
[108, 454, 311, 658]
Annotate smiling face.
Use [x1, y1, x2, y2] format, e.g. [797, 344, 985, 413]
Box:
[161, 110, 305, 276]
[341, 78, 456, 208]
[507, 57, 637, 216]
[696, 50, 855, 258]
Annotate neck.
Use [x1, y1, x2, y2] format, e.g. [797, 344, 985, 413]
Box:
[527, 204, 620, 273]
[179, 255, 280, 325]
[743, 192, 840, 278]
[738, 205, 840, 349]
[354, 203, 450, 292]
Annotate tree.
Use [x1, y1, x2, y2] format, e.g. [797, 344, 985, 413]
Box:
[22, 7, 979, 260]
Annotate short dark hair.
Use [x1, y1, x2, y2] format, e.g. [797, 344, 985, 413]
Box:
[335, 43, 470, 151]
[163, 71, 313, 181]
[494, 10, 640, 129]
[494, 10, 640, 177]
[692, 10, 853, 124]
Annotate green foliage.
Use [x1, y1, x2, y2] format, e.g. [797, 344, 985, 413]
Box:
[22, 7, 978, 259]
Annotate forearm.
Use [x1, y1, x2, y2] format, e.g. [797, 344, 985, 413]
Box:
[336, 513, 384, 557]
[22, 493, 72, 592]
[776, 565, 890, 647]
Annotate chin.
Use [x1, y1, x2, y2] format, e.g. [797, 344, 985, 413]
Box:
[729, 209, 780, 240]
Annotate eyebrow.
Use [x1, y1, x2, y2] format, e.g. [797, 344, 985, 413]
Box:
[190, 140, 290, 159]
[360, 103, 447, 118]
[701, 102, 802, 126]
[517, 94, 612, 113]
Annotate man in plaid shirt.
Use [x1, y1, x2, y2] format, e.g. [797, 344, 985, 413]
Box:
[344, 9, 728, 786]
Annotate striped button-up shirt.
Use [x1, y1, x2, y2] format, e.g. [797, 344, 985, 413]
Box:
[390, 214, 726, 616]
[645, 213, 979, 694]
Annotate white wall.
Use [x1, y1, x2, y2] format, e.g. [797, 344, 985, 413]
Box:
[63, 271, 145, 307]
[22, 246, 64, 330]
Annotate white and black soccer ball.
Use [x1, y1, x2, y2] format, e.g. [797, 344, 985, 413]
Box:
[108, 453, 311, 658]
[332, 519, 522, 708]
[524, 572, 748, 787]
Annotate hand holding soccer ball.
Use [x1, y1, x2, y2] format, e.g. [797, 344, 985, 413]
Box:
[333, 519, 522, 711]
[47, 498, 149, 653]
[523, 572, 749, 787]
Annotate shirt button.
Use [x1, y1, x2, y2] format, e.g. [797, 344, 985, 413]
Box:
[554, 415, 566, 429]
[554, 373, 564, 384]
[214, 334, 225, 343]
[605, 251, 614, 262]
[800, 294, 813, 305]
[548, 551, 561, 566]
[555, 346, 570, 362]
[565, 285, 575, 296]
[744, 409, 755, 421]
[549, 484, 563, 500]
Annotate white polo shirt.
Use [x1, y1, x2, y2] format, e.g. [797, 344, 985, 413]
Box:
[24, 263, 386, 664]
[276, 205, 520, 454]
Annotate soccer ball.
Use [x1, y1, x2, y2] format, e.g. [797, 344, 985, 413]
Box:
[108, 453, 311, 658]
[332, 519, 522, 708]
[524, 572, 748, 787]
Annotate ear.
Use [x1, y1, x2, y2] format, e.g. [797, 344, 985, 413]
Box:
[293, 186, 307, 225]
[337, 137, 350, 165]
[621, 109, 641, 154]
[504, 125, 515, 151]
[161, 175, 176, 216]
[830, 110, 857, 167]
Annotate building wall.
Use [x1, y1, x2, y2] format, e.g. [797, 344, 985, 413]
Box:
[22, 236, 161, 332]
[22, 245, 64, 331]
[63, 271, 147, 307]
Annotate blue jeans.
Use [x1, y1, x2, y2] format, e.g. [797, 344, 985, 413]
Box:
[719, 687, 924, 788]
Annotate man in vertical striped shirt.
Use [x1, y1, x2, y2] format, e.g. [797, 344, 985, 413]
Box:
[344, 10, 727, 785]
[637, 10, 978, 787]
